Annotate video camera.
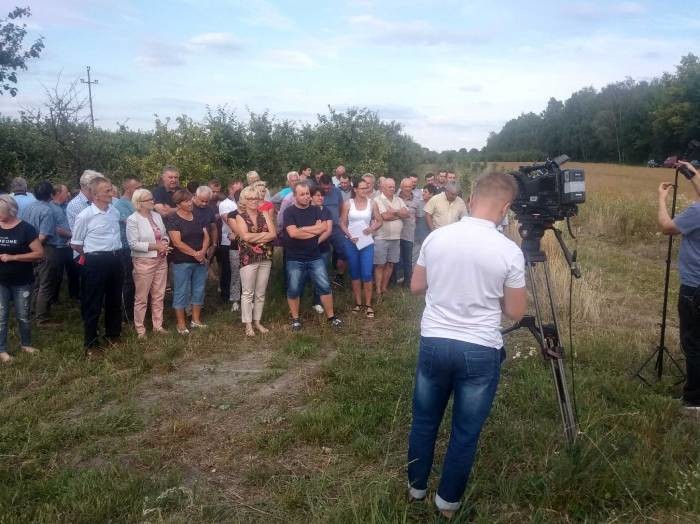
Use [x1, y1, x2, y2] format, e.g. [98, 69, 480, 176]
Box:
[510, 155, 586, 223]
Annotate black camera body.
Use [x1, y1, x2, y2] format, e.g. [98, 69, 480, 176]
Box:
[510, 155, 585, 223]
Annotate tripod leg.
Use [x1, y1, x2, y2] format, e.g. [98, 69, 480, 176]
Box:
[527, 261, 577, 446]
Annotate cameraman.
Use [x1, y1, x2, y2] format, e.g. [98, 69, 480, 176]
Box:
[658, 160, 700, 410]
[407, 171, 527, 518]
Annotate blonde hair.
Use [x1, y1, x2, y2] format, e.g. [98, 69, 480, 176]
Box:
[132, 188, 154, 211]
[0, 194, 18, 218]
[472, 172, 518, 202]
[238, 185, 259, 209]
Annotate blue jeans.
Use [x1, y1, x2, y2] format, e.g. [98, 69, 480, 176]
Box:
[344, 238, 374, 282]
[313, 251, 332, 306]
[171, 262, 207, 309]
[407, 337, 505, 510]
[286, 258, 331, 299]
[0, 283, 33, 353]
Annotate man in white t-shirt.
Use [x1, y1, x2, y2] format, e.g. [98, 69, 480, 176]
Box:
[217, 182, 239, 304]
[407, 171, 527, 518]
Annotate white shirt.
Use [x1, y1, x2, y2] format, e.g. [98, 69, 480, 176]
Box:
[71, 203, 122, 253]
[219, 198, 238, 247]
[417, 216, 525, 348]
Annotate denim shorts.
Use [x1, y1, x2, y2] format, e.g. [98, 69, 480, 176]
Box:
[172, 262, 208, 309]
[286, 258, 331, 299]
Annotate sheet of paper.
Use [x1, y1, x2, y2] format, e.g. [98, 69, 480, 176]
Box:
[348, 222, 374, 250]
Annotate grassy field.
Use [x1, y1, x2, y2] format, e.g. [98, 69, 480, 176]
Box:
[2, 163, 700, 523]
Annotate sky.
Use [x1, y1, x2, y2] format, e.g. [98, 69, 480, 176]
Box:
[0, 0, 697, 151]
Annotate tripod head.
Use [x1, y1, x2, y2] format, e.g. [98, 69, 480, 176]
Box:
[517, 219, 581, 278]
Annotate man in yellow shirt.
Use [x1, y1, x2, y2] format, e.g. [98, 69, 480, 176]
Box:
[424, 182, 468, 230]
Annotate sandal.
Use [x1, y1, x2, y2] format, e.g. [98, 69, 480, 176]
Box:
[365, 305, 375, 319]
[352, 304, 363, 313]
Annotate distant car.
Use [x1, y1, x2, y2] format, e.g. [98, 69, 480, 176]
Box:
[663, 155, 678, 168]
[647, 159, 661, 168]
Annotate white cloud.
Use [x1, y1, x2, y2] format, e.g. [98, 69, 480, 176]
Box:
[187, 32, 242, 53]
[562, 1, 647, 19]
[348, 14, 489, 46]
[135, 41, 186, 69]
[238, 0, 293, 30]
[263, 50, 315, 69]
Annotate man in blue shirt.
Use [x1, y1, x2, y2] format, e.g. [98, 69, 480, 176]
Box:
[49, 184, 74, 304]
[113, 177, 141, 322]
[20, 181, 57, 324]
[658, 160, 700, 410]
[10, 176, 36, 215]
[319, 174, 348, 288]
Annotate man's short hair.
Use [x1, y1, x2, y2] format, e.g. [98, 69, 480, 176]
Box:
[34, 181, 54, 201]
[196, 185, 213, 198]
[162, 165, 179, 176]
[472, 172, 518, 201]
[52, 183, 68, 197]
[79, 170, 102, 189]
[445, 181, 461, 195]
[286, 171, 299, 183]
[122, 176, 140, 189]
[294, 181, 310, 195]
[10, 176, 28, 193]
[246, 171, 260, 184]
[299, 164, 311, 173]
[186, 181, 200, 193]
[88, 176, 111, 193]
[319, 174, 332, 185]
[338, 172, 350, 181]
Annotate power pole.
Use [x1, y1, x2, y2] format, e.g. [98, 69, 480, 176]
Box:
[80, 65, 98, 129]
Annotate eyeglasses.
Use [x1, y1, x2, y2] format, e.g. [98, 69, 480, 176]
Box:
[139, 198, 154, 202]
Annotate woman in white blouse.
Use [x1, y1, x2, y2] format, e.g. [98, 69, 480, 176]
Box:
[126, 188, 170, 339]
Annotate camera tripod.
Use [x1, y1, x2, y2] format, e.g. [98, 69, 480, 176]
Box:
[502, 220, 579, 446]
[634, 167, 686, 385]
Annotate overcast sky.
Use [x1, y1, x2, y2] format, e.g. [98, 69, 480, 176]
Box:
[0, 0, 696, 151]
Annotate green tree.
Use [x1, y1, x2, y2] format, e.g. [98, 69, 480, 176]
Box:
[0, 6, 44, 96]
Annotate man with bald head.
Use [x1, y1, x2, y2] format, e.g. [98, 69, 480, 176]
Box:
[373, 177, 409, 296]
[424, 181, 468, 231]
[393, 177, 420, 287]
[332, 164, 346, 187]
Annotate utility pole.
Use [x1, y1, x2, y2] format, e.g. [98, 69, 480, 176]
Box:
[80, 65, 98, 129]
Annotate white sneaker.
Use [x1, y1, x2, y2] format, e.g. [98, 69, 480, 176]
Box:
[190, 321, 208, 329]
[312, 304, 324, 314]
[230, 301, 240, 312]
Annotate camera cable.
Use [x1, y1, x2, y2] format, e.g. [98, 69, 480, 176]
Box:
[568, 235, 579, 420]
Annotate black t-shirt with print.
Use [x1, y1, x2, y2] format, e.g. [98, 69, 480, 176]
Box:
[0, 220, 38, 286]
[166, 213, 205, 264]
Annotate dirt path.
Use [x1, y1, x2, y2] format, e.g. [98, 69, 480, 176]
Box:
[131, 344, 338, 507]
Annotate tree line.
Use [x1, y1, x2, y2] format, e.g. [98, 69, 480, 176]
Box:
[0, 102, 428, 190]
[484, 53, 700, 164]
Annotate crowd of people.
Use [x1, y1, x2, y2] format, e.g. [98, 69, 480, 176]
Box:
[0, 165, 469, 361]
